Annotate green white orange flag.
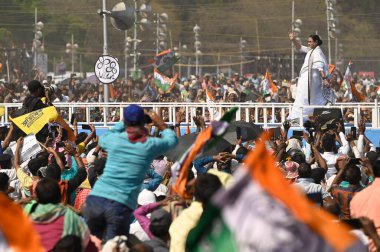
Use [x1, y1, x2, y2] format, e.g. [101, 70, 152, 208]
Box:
[172, 108, 237, 199]
[153, 69, 178, 93]
[186, 133, 364, 252]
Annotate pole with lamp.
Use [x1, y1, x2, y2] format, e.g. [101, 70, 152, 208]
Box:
[239, 36, 247, 76]
[193, 24, 201, 76]
[65, 34, 78, 73]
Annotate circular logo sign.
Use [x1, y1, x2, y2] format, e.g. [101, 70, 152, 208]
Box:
[94, 55, 120, 84]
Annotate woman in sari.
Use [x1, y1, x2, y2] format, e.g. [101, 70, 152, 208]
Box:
[287, 33, 333, 121]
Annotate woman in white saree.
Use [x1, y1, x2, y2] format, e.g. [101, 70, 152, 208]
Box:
[287, 33, 333, 121]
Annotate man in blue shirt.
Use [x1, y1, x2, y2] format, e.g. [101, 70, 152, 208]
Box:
[84, 105, 178, 241]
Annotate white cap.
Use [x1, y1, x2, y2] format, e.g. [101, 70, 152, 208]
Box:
[137, 189, 156, 205]
[154, 184, 168, 197]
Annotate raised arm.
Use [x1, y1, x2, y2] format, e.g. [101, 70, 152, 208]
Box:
[289, 31, 301, 50]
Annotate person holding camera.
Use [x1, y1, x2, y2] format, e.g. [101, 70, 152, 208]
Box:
[23, 80, 53, 112]
[83, 104, 178, 242]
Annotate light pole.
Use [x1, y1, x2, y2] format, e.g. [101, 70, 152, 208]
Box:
[33, 8, 44, 67]
[325, 0, 337, 64]
[173, 42, 187, 78]
[291, 3, 302, 80]
[193, 24, 201, 76]
[239, 36, 247, 76]
[65, 34, 78, 73]
[124, 32, 131, 80]
[155, 13, 168, 54]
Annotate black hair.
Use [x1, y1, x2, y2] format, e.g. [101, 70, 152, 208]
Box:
[322, 134, 337, 153]
[87, 142, 97, 152]
[298, 163, 312, 178]
[187, 167, 195, 182]
[374, 160, 380, 178]
[0, 173, 9, 192]
[28, 157, 44, 176]
[36, 178, 61, 204]
[311, 168, 326, 184]
[51, 152, 67, 167]
[286, 148, 306, 164]
[309, 34, 323, 46]
[344, 165, 361, 185]
[94, 157, 106, 176]
[75, 132, 88, 145]
[194, 174, 222, 206]
[53, 235, 82, 252]
[45, 163, 62, 181]
[236, 146, 248, 156]
[0, 157, 12, 170]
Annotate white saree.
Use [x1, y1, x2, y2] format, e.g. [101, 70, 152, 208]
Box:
[288, 45, 331, 121]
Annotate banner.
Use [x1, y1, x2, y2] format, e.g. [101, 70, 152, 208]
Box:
[10, 134, 41, 163]
[10, 106, 58, 136]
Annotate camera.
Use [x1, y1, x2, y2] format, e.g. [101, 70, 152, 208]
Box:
[45, 84, 57, 94]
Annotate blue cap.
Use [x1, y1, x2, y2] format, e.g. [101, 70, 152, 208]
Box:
[123, 104, 145, 125]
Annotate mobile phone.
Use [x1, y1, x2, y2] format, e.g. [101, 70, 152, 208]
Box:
[342, 219, 362, 229]
[70, 113, 76, 125]
[82, 124, 91, 130]
[351, 127, 357, 139]
[349, 158, 361, 165]
[293, 130, 304, 137]
[56, 142, 65, 148]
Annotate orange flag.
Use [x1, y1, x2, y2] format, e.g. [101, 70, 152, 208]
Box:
[265, 69, 278, 93]
[328, 64, 336, 74]
[350, 82, 366, 102]
[109, 84, 115, 100]
[172, 127, 212, 199]
[0, 194, 44, 252]
[244, 133, 357, 251]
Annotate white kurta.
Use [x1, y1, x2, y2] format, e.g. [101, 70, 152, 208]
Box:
[288, 45, 328, 120]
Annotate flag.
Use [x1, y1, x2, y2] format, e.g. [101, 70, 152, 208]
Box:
[206, 89, 221, 120]
[0, 194, 44, 252]
[265, 68, 278, 93]
[343, 61, 365, 102]
[153, 69, 178, 93]
[186, 133, 364, 252]
[153, 50, 180, 73]
[172, 108, 237, 199]
[10, 106, 58, 136]
[328, 64, 336, 74]
[54, 116, 76, 142]
[0, 106, 5, 118]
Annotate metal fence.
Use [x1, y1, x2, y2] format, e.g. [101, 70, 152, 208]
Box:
[1, 101, 379, 128]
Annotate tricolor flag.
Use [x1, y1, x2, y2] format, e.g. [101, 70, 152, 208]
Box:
[172, 108, 237, 199]
[152, 49, 180, 73]
[186, 133, 364, 252]
[343, 61, 365, 102]
[261, 69, 278, 95]
[206, 89, 221, 120]
[153, 69, 178, 93]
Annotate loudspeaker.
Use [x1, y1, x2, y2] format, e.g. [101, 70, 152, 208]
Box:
[313, 108, 344, 131]
[109, 2, 135, 31]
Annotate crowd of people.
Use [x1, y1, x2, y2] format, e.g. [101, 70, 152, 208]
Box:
[0, 79, 380, 251]
[0, 68, 379, 125]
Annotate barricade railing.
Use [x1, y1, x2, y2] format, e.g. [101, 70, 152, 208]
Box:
[1, 101, 379, 128]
